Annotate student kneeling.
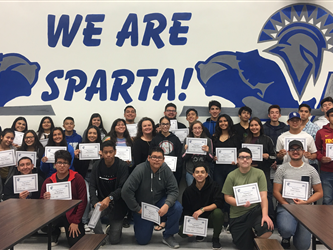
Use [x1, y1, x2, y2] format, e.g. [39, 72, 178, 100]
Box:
[179, 164, 224, 250]
[40, 150, 87, 247]
[222, 148, 274, 250]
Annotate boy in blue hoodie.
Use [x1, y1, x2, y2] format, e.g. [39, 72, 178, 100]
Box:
[63, 117, 82, 149]
[203, 100, 221, 137]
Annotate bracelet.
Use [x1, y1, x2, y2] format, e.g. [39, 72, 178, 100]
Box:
[200, 207, 205, 212]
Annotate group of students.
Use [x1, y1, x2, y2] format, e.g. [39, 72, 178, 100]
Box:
[0, 97, 333, 250]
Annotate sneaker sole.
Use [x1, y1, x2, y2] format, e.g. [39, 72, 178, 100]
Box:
[162, 239, 180, 249]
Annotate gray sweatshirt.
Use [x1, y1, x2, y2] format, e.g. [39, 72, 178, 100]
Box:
[121, 160, 179, 213]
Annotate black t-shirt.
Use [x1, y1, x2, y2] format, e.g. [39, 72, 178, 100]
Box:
[56, 173, 69, 182]
[99, 158, 118, 198]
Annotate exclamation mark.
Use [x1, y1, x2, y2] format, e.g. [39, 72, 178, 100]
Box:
[178, 68, 193, 101]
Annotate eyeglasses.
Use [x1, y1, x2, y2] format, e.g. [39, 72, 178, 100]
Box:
[160, 123, 170, 127]
[165, 110, 176, 113]
[238, 156, 251, 160]
[24, 136, 34, 140]
[55, 162, 69, 166]
[289, 148, 303, 152]
[150, 156, 164, 160]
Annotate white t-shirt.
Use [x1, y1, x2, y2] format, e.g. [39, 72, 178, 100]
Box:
[314, 115, 329, 129]
[276, 131, 317, 164]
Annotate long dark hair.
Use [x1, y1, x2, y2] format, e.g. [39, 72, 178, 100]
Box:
[134, 117, 156, 141]
[244, 117, 264, 143]
[87, 113, 107, 135]
[83, 126, 102, 144]
[19, 130, 44, 152]
[107, 119, 133, 147]
[37, 116, 55, 139]
[0, 128, 15, 144]
[188, 121, 207, 138]
[46, 127, 68, 147]
[213, 114, 234, 141]
[11, 117, 28, 132]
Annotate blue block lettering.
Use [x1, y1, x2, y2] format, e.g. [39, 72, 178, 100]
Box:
[116, 13, 138, 47]
[169, 13, 191, 45]
[42, 70, 64, 101]
[153, 68, 175, 100]
[142, 13, 167, 49]
[85, 70, 107, 101]
[137, 69, 158, 101]
[111, 69, 134, 103]
[48, 14, 83, 47]
[83, 14, 105, 46]
[64, 70, 87, 101]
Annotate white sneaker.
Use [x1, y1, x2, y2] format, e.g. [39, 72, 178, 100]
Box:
[84, 224, 91, 232]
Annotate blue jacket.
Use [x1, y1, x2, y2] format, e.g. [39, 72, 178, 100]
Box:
[203, 118, 217, 138]
[64, 130, 82, 149]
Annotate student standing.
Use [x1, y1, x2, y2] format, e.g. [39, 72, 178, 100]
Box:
[37, 116, 55, 140]
[124, 105, 137, 124]
[314, 96, 333, 128]
[0, 128, 16, 187]
[233, 106, 252, 141]
[63, 117, 82, 149]
[18, 130, 45, 178]
[40, 127, 75, 177]
[83, 113, 107, 140]
[182, 121, 213, 186]
[203, 100, 221, 137]
[103, 118, 133, 149]
[156, 103, 187, 133]
[185, 108, 211, 138]
[132, 117, 156, 171]
[11, 116, 28, 148]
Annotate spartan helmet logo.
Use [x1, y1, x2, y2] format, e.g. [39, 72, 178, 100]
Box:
[259, 4, 333, 100]
[195, 3, 333, 110]
[0, 53, 40, 107]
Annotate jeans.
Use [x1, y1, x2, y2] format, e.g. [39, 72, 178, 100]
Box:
[90, 207, 124, 244]
[82, 177, 91, 224]
[320, 171, 333, 205]
[276, 205, 311, 250]
[186, 172, 194, 186]
[132, 197, 183, 245]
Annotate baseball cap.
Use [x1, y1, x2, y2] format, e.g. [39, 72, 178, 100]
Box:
[288, 112, 301, 121]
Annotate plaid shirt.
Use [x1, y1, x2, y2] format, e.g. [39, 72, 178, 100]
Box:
[303, 121, 320, 165]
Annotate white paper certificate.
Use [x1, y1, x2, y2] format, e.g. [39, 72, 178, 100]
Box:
[46, 181, 72, 200]
[141, 202, 160, 224]
[13, 131, 24, 146]
[88, 203, 102, 229]
[242, 144, 263, 161]
[186, 138, 207, 155]
[284, 138, 306, 151]
[170, 119, 178, 130]
[45, 146, 67, 163]
[79, 143, 100, 160]
[40, 138, 49, 147]
[233, 183, 262, 206]
[282, 179, 309, 200]
[115, 146, 132, 161]
[126, 124, 137, 138]
[16, 151, 37, 168]
[171, 129, 189, 143]
[164, 156, 177, 172]
[216, 148, 237, 164]
[183, 216, 208, 237]
[0, 149, 16, 168]
[326, 143, 333, 159]
[13, 173, 38, 193]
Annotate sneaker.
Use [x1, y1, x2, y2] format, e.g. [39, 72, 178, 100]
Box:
[224, 225, 230, 234]
[196, 236, 205, 242]
[105, 224, 110, 235]
[212, 237, 222, 250]
[51, 232, 60, 247]
[281, 238, 291, 249]
[84, 224, 91, 232]
[123, 218, 130, 228]
[162, 235, 180, 249]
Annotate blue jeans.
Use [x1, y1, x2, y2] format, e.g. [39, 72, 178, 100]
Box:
[320, 171, 333, 205]
[276, 205, 311, 250]
[132, 197, 183, 245]
[185, 172, 194, 186]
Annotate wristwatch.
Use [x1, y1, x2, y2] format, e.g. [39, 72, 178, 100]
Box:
[109, 195, 114, 201]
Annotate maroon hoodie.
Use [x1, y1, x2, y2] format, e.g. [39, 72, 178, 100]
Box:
[40, 170, 87, 224]
[316, 124, 333, 172]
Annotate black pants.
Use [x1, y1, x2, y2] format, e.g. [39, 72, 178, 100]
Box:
[52, 215, 85, 247]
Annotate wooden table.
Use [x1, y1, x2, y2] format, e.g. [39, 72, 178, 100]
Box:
[0, 199, 81, 250]
[283, 204, 333, 250]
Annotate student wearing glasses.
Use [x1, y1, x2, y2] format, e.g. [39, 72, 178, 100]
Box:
[156, 103, 186, 133]
[222, 148, 274, 250]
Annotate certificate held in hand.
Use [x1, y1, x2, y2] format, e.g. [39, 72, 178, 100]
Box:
[141, 202, 160, 225]
[233, 183, 261, 206]
[46, 181, 72, 200]
[182, 216, 208, 237]
[186, 138, 207, 155]
[79, 143, 100, 160]
[13, 173, 38, 194]
[282, 179, 309, 200]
